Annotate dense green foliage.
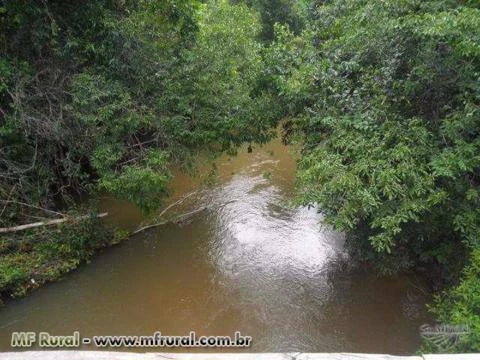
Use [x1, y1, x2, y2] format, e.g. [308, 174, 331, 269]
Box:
[428, 249, 480, 352]
[265, 0, 480, 352]
[232, 0, 307, 41]
[0, 0, 273, 218]
[1, 0, 190, 216]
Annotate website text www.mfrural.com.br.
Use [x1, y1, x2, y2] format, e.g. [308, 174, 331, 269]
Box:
[11, 331, 252, 349]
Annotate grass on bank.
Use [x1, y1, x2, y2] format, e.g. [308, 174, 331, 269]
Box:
[0, 215, 127, 305]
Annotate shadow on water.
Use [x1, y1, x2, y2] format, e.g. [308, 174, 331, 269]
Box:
[0, 137, 432, 353]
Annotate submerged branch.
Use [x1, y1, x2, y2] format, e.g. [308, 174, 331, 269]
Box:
[132, 199, 236, 235]
[132, 207, 207, 235]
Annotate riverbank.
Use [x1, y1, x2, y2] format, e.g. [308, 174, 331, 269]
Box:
[0, 214, 127, 305]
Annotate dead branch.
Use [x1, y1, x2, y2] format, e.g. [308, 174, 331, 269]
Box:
[132, 199, 236, 235]
[0, 212, 108, 234]
[158, 191, 198, 218]
[132, 207, 206, 235]
[131, 190, 205, 235]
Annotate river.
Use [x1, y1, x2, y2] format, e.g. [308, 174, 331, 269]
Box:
[0, 137, 432, 353]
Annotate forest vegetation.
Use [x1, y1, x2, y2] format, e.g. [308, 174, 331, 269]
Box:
[1, 0, 479, 353]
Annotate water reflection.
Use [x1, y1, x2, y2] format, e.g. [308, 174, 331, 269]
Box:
[199, 159, 347, 352]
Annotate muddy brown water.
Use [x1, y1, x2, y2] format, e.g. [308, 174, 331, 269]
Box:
[0, 138, 432, 354]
